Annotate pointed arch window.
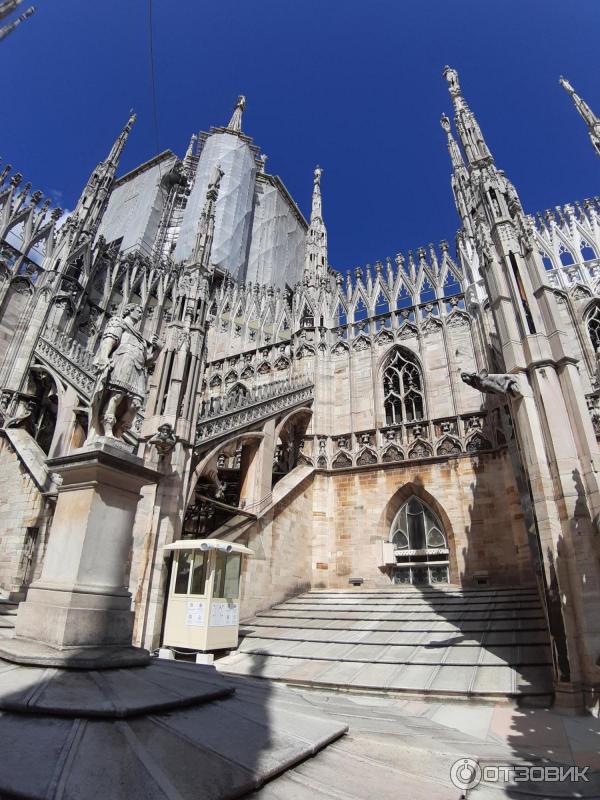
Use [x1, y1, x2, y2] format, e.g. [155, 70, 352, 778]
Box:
[586, 303, 600, 351]
[558, 246, 575, 267]
[383, 348, 424, 425]
[389, 496, 449, 584]
[580, 241, 597, 262]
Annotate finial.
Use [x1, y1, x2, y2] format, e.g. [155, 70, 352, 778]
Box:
[559, 76, 575, 95]
[184, 132, 197, 164]
[259, 153, 268, 173]
[310, 164, 323, 223]
[443, 66, 462, 98]
[125, 110, 137, 131]
[226, 95, 246, 133]
[559, 75, 600, 157]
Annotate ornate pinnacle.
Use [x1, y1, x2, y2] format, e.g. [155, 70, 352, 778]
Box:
[559, 75, 600, 157]
[226, 95, 246, 133]
[310, 165, 323, 223]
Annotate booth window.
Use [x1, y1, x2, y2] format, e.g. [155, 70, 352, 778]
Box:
[214, 552, 241, 598]
[174, 549, 208, 595]
[190, 551, 208, 595]
[174, 550, 193, 594]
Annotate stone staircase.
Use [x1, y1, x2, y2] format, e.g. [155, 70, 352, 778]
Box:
[0, 599, 17, 640]
[218, 586, 554, 701]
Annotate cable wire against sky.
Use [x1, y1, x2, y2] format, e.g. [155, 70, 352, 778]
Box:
[147, 0, 161, 157]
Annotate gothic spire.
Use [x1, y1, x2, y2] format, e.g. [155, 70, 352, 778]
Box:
[560, 76, 600, 157]
[443, 66, 493, 168]
[0, 1, 34, 42]
[106, 110, 137, 167]
[311, 165, 323, 222]
[192, 163, 224, 267]
[70, 111, 136, 238]
[304, 165, 328, 284]
[226, 95, 246, 133]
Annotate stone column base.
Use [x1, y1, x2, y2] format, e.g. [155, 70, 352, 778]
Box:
[553, 680, 586, 714]
[0, 636, 149, 668]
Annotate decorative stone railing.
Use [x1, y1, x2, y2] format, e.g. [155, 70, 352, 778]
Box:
[35, 326, 96, 398]
[195, 377, 314, 447]
[300, 409, 506, 471]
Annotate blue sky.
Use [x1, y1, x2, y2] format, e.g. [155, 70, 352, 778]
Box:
[1, 0, 599, 271]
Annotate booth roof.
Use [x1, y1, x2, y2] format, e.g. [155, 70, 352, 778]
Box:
[163, 538, 253, 556]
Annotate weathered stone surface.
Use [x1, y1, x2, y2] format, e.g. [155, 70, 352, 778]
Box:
[219, 587, 554, 699]
[0, 660, 348, 800]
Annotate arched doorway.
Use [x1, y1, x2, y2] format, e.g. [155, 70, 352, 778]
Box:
[389, 495, 449, 585]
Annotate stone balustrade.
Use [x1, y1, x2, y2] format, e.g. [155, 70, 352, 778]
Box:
[195, 377, 314, 447]
[35, 326, 96, 397]
[301, 409, 504, 470]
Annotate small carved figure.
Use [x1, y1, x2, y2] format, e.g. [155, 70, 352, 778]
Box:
[461, 369, 522, 398]
[148, 423, 177, 457]
[88, 304, 162, 441]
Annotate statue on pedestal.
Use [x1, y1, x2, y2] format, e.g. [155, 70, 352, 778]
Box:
[461, 369, 522, 398]
[88, 303, 161, 442]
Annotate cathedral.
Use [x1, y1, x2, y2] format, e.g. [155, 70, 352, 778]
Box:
[1, 66, 600, 711]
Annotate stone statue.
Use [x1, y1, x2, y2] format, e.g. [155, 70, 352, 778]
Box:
[161, 160, 188, 192]
[148, 423, 177, 457]
[88, 304, 161, 442]
[461, 369, 522, 398]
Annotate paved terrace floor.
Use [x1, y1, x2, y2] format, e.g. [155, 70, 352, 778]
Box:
[238, 680, 600, 799]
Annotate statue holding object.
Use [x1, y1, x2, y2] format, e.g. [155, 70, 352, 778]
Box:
[87, 303, 161, 442]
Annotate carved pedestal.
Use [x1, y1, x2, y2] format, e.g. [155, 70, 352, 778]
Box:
[0, 442, 158, 667]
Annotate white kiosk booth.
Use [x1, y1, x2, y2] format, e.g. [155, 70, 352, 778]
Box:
[162, 538, 252, 653]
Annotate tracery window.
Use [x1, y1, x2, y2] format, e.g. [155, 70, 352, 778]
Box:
[389, 496, 448, 585]
[383, 348, 424, 425]
[586, 304, 600, 352]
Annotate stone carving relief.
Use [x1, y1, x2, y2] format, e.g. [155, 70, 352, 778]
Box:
[466, 432, 492, 452]
[331, 341, 349, 356]
[376, 329, 394, 345]
[408, 441, 433, 460]
[437, 436, 461, 456]
[382, 445, 403, 463]
[352, 335, 371, 352]
[332, 451, 352, 469]
[356, 448, 377, 466]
